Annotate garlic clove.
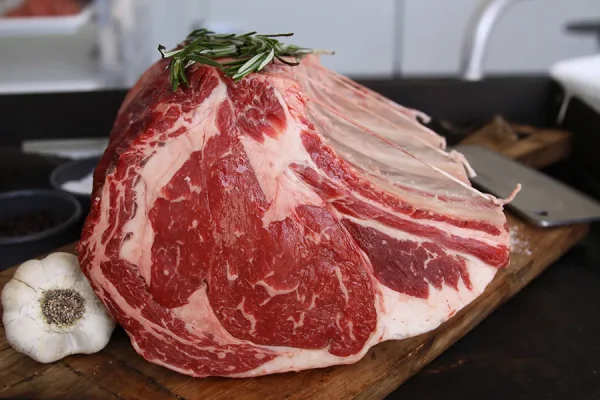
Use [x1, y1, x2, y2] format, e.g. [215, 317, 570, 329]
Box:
[71, 313, 115, 353]
[3, 312, 49, 363]
[72, 278, 97, 303]
[36, 331, 74, 363]
[41, 252, 81, 287]
[11, 259, 47, 291]
[1, 278, 38, 310]
[68, 329, 97, 354]
[22, 300, 51, 331]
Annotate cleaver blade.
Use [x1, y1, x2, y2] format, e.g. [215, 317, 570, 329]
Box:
[451, 144, 600, 227]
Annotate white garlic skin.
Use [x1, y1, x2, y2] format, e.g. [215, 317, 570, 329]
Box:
[2, 252, 116, 363]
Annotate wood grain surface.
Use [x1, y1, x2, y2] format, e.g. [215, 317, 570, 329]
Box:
[459, 116, 572, 169]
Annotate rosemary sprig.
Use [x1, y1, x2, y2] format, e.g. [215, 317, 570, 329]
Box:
[158, 29, 333, 91]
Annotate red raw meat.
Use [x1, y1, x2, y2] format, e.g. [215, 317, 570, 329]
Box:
[78, 55, 513, 378]
[3, 0, 81, 18]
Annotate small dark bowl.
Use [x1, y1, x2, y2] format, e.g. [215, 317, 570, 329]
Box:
[0, 190, 82, 270]
[50, 155, 100, 215]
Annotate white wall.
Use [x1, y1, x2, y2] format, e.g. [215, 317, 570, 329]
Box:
[401, 0, 600, 76]
[1, 0, 599, 95]
[204, 0, 398, 77]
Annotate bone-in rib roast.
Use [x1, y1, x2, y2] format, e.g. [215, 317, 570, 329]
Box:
[78, 41, 512, 378]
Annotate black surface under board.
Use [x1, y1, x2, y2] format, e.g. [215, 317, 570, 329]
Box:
[387, 223, 600, 400]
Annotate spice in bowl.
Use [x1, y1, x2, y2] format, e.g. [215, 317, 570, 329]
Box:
[0, 211, 68, 237]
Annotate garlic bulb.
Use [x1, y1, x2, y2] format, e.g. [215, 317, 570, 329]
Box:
[1, 252, 116, 363]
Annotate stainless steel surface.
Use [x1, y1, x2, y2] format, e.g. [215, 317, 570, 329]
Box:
[453, 145, 600, 227]
[459, 0, 530, 81]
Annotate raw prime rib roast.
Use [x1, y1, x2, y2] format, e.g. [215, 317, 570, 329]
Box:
[78, 53, 515, 378]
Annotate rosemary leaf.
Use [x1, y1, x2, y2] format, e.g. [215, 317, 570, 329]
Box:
[236, 52, 266, 76]
[158, 29, 334, 90]
[186, 54, 223, 68]
[275, 55, 300, 67]
[257, 48, 275, 71]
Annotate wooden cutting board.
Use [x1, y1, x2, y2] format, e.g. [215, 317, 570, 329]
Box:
[0, 125, 588, 400]
[458, 115, 572, 169]
[0, 219, 589, 400]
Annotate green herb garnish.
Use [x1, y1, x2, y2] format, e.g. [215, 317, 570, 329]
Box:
[158, 29, 333, 91]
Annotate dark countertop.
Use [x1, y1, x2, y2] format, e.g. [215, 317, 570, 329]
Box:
[0, 76, 599, 399]
[389, 224, 600, 400]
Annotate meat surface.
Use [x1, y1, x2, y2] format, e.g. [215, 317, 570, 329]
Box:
[78, 55, 512, 378]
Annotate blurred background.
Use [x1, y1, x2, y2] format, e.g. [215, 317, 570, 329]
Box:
[0, 0, 599, 94]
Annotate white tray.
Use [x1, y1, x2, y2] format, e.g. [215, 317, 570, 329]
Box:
[0, 0, 94, 37]
[550, 54, 600, 122]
